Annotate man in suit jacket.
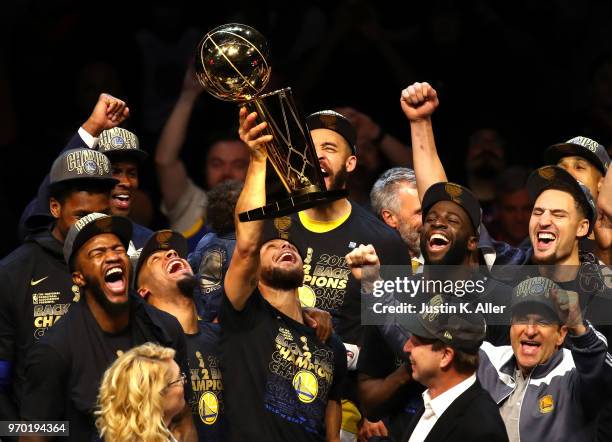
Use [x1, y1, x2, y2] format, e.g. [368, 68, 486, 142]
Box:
[401, 296, 508, 442]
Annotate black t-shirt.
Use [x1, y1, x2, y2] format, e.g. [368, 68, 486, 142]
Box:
[265, 202, 410, 347]
[186, 321, 225, 442]
[220, 290, 347, 442]
[20, 293, 191, 441]
[357, 326, 423, 441]
[0, 228, 76, 414]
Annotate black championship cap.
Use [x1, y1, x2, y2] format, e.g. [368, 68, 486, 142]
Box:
[544, 136, 610, 175]
[63, 213, 132, 270]
[306, 110, 357, 154]
[403, 294, 486, 354]
[422, 182, 482, 233]
[134, 230, 189, 285]
[97, 127, 148, 162]
[527, 165, 596, 235]
[511, 277, 561, 322]
[50, 148, 118, 187]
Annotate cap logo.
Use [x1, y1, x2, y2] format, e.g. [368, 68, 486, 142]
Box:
[96, 217, 113, 232]
[539, 395, 554, 414]
[514, 277, 552, 298]
[83, 160, 97, 175]
[318, 114, 337, 130]
[444, 183, 463, 204]
[421, 294, 443, 322]
[538, 167, 556, 181]
[155, 230, 173, 249]
[443, 330, 453, 340]
[65, 150, 110, 176]
[274, 216, 292, 240]
[110, 136, 125, 148]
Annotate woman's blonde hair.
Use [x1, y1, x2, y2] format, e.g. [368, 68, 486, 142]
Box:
[95, 342, 177, 442]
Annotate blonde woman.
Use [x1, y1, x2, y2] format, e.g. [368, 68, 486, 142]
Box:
[95, 342, 187, 442]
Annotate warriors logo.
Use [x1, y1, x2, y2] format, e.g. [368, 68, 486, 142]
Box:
[292, 370, 318, 403]
[199, 391, 219, 425]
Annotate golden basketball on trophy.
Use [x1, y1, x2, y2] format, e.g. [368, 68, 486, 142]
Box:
[195, 23, 347, 221]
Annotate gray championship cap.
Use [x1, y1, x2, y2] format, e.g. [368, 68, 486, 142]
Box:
[545, 136, 609, 175]
[511, 277, 561, 322]
[50, 148, 118, 187]
[97, 127, 148, 162]
[63, 212, 132, 270]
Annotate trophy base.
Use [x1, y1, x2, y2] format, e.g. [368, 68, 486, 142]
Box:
[239, 189, 349, 222]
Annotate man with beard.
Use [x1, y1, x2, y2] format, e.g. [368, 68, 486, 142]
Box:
[219, 107, 348, 441]
[19, 93, 153, 250]
[370, 167, 423, 272]
[260, 110, 410, 440]
[19, 213, 195, 442]
[135, 229, 225, 442]
[0, 148, 115, 430]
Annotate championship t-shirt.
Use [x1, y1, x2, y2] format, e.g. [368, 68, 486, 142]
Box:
[220, 290, 347, 441]
[20, 294, 190, 441]
[265, 202, 410, 347]
[186, 321, 225, 442]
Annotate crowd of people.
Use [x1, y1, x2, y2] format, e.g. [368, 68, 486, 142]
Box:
[2, 55, 612, 442]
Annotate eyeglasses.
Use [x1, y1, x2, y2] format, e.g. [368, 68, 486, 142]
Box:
[511, 317, 556, 327]
[167, 372, 187, 388]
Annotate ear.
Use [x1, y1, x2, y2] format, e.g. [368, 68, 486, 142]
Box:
[137, 287, 151, 299]
[598, 177, 603, 194]
[577, 218, 589, 238]
[345, 155, 357, 173]
[467, 235, 479, 252]
[49, 197, 61, 219]
[381, 209, 398, 228]
[439, 346, 455, 370]
[72, 271, 85, 288]
[556, 325, 569, 347]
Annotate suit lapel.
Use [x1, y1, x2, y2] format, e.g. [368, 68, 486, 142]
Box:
[424, 381, 481, 442]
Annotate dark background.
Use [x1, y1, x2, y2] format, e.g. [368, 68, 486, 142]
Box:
[2, 0, 612, 256]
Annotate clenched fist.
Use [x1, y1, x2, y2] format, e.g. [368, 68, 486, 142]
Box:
[400, 81, 439, 122]
[82, 93, 130, 137]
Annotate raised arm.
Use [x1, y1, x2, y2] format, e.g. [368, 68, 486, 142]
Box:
[400, 82, 447, 201]
[19, 93, 129, 236]
[223, 108, 272, 310]
[155, 65, 204, 212]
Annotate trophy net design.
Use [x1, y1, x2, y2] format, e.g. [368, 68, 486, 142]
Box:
[195, 23, 347, 221]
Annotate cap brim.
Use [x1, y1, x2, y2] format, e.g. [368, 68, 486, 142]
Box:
[545, 143, 606, 175]
[104, 149, 149, 163]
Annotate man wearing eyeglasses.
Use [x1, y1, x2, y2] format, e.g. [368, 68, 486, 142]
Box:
[478, 276, 610, 442]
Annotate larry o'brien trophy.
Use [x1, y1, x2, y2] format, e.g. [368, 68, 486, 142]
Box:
[195, 23, 348, 221]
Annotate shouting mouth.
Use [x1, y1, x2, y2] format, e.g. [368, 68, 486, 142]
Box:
[104, 266, 126, 294]
[166, 258, 189, 276]
[535, 231, 557, 251]
[428, 232, 450, 252]
[520, 340, 541, 356]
